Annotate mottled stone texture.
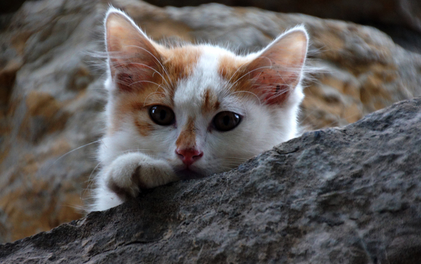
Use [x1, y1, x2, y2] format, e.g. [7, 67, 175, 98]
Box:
[1, 97, 421, 263]
[144, 0, 421, 54]
[145, 0, 421, 35]
[1, 0, 421, 242]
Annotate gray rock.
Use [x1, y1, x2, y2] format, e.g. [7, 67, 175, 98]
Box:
[1, 97, 420, 263]
[146, 0, 421, 41]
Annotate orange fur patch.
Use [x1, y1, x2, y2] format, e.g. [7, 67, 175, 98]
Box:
[218, 54, 249, 82]
[218, 55, 259, 101]
[202, 88, 220, 113]
[110, 88, 162, 136]
[158, 45, 201, 81]
[134, 117, 154, 137]
[175, 116, 196, 149]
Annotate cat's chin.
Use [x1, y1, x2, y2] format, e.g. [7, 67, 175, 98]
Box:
[175, 168, 208, 180]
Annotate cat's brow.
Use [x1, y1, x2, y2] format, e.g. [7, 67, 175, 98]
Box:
[202, 88, 220, 113]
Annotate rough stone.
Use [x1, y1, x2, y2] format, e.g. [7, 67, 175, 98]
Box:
[1, 96, 421, 263]
[145, 0, 421, 44]
[1, 0, 421, 242]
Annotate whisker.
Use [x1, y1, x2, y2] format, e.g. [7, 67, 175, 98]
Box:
[129, 61, 171, 88]
[230, 90, 262, 105]
[128, 80, 163, 88]
[51, 140, 101, 166]
[224, 64, 303, 93]
[118, 148, 155, 155]
[126, 45, 173, 88]
[225, 65, 273, 91]
[85, 161, 102, 186]
[143, 91, 166, 107]
[225, 61, 248, 84]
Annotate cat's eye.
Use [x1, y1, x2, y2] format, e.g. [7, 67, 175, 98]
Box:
[149, 105, 175, 126]
[212, 111, 242, 132]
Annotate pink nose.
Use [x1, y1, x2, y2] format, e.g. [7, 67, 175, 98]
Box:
[176, 148, 203, 166]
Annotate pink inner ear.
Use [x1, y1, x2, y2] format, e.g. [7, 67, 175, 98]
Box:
[246, 29, 308, 105]
[105, 12, 164, 92]
[116, 72, 133, 92]
[112, 61, 161, 92]
[249, 67, 300, 105]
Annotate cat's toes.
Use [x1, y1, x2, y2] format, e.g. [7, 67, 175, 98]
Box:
[104, 152, 178, 200]
[107, 176, 139, 199]
[105, 153, 143, 198]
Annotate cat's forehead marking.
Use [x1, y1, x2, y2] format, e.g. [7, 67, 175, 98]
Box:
[175, 116, 196, 149]
[173, 46, 225, 111]
[202, 88, 220, 113]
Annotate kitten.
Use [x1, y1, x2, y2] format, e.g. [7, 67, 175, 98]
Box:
[90, 7, 308, 211]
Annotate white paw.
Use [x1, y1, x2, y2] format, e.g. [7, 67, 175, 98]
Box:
[106, 152, 143, 198]
[104, 152, 178, 199]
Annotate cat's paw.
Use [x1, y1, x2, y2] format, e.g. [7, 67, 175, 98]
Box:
[105, 153, 142, 198]
[105, 152, 177, 199]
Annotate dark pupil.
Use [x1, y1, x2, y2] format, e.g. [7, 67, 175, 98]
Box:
[223, 115, 230, 126]
[149, 105, 174, 126]
[213, 111, 241, 132]
[159, 110, 166, 120]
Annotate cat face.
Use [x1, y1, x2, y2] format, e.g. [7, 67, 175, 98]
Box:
[99, 8, 308, 178]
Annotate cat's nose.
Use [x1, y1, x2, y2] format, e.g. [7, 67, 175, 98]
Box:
[175, 148, 203, 166]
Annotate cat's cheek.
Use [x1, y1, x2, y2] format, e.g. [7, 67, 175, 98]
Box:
[133, 117, 155, 137]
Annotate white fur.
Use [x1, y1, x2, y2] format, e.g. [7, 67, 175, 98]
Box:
[89, 8, 308, 212]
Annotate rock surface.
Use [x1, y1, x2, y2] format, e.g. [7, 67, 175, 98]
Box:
[142, 0, 421, 54]
[1, 96, 421, 263]
[145, 0, 421, 46]
[1, 0, 421, 242]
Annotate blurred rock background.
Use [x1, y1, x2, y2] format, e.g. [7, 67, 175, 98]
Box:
[0, 0, 420, 242]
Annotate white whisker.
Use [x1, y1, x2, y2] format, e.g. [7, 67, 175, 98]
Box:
[129, 80, 163, 88]
[230, 90, 262, 105]
[81, 161, 103, 201]
[129, 61, 171, 88]
[143, 91, 166, 106]
[225, 65, 273, 91]
[51, 140, 101, 166]
[225, 62, 248, 84]
[126, 45, 173, 88]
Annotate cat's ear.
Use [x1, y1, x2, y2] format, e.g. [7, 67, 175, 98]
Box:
[246, 26, 308, 105]
[104, 8, 163, 92]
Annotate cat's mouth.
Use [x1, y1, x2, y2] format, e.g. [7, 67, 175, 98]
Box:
[175, 168, 207, 180]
